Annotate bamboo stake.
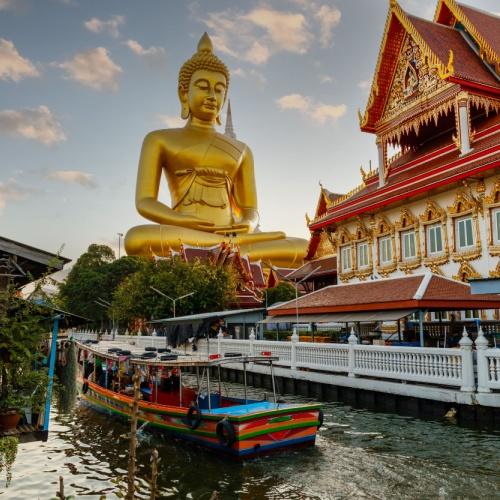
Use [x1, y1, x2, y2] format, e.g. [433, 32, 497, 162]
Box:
[150, 448, 159, 500]
[56, 476, 65, 499]
[127, 366, 141, 500]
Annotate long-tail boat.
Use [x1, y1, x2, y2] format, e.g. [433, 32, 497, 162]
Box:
[75, 340, 322, 458]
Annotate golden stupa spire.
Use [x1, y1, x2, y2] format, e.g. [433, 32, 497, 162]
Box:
[197, 32, 213, 53]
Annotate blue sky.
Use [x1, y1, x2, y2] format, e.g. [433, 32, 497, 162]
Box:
[1, 0, 498, 262]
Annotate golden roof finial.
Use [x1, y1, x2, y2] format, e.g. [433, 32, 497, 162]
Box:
[197, 32, 213, 53]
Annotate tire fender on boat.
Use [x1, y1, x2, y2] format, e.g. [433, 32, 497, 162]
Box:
[317, 409, 324, 429]
[82, 381, 89, 394]
[216, 418, 235, 447]
[186, 404, 202, 430]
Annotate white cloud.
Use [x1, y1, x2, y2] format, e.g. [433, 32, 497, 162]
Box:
[243, 8, 311, 54]
[231, 67, 267, 85]
[0, 39, 39, 82]
[0, 105, 66, 144]
[84, 15, 124, 38]
[46, 170, 97, 188]
[276, 93, 310, 112]
[315, 5, 341, 47]
[158, 115, 185, 128]
[198, 4, 336, 65]
[0, 178, 31, 212]
[55, 47, 122, 90]
[320, 74, 334, 84]
[0, 0, 16, 10]
[245, 41, 270, 64]
[276, 93, 346, 124]
[358, 80, 370, 89]
[124, 40, 165, 57]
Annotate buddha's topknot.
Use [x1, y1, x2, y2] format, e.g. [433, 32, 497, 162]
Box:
[178, 32, 230, 92]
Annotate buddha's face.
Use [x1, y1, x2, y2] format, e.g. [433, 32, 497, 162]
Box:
[185, 69, 227, 122]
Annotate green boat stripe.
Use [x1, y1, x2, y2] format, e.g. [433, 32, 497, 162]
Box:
[237, 420, 319, 441]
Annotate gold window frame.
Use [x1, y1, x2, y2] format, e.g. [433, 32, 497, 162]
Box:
[484, 178, 500, 257]
[394, 207, 421, 273]
[419, 199, 449, 267]
[373, 216, 397, 277]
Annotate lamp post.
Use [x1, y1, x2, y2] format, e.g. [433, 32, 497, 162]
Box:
[117, 232, 124, 259]
[95, 297, 116, 339]
[150, 286, 195, 318]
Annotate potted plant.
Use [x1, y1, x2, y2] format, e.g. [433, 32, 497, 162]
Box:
[0, 391, 26, 431]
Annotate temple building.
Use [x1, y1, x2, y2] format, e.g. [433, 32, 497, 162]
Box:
[306, 0, 499, 304]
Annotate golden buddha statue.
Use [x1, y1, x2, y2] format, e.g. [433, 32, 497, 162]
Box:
[124, 33, 307, 268]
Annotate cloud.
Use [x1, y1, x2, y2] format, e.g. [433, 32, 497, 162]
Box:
[197, 4, 334, 66]
[358, 80, 370, 89]
[0, 178, 31, 212]
[84, 15, 124, 38]
[320, 74, 334, 84]
[0, 38, 39, 82]
[244, 41, 270, 64]
[124, 39, 165, 57]
[276, 93, 346, 124]
[243, 8, 311, 54]
[46, 170, 97, 188]
[158, 115, 185, 128]
[0, 105, 66, 144]
[231, 67, 267, 85]
[55, 47, 122, 90]
[0, 0, 16, 10]
[315, 5, 341, 47]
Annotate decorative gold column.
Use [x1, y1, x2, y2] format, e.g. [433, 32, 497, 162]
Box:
[376, 137, 386, 187]
[456, 91, 472, 156]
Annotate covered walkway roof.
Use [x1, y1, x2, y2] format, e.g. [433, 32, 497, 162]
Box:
[268, 273, 500, 317]
[151, 308, 265, 324]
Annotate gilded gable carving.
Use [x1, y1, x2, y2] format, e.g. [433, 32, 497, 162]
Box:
[382, 35, 444, 121]
[453, 260, 481, 282]
[448, 190, 481, 216]
[352, 217, 372, 242]
[373, 216, 394, 237]
[484, 178, 500, 206]
[315, 230, 335, 259]
[419, 199, 446, 224]
[394, 207, 419, 230]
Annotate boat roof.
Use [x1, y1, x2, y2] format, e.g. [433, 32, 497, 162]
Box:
[75, 340, 278, 367]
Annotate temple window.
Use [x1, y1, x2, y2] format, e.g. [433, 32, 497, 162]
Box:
[401, 230, 416, 261]
[491, 208, 500, 245]
[379, 236, 392, 265]
[463, 310, 480, 320]
[427, 223, 443, 255]
[455, 216, 474, 250]
[340, 245, 352, 272]
[357, 241, 369, 268]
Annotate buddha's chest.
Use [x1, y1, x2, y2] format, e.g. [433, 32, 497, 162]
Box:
[166, 134, 243, 179]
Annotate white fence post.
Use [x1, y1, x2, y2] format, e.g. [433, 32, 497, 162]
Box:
[348, 327, 358, 378]
[249, 328, 255, 357]
[217, 328, 223, 355]
[291, 327, 299, 370]
[475, 326, 491, 393]
[459, 327, 475, 392]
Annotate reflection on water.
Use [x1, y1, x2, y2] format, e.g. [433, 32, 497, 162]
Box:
[3, 379, 500, 499]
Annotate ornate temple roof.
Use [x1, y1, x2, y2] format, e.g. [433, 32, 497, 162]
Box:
[310, 120, 500, 229]
[360, 0, 499, 134]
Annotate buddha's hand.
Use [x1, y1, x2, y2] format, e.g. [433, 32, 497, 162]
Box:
[213, 223, 250, 235]
[173, 214, 215, 232]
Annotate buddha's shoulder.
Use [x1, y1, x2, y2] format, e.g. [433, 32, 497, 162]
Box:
[213, 131, 248, 155]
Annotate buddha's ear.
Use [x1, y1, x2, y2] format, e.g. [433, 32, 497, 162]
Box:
[178, 86, 189, 120]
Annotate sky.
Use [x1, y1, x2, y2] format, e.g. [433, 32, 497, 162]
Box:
[1, 0, 498, 265]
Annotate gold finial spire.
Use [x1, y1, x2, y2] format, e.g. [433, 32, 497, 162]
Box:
[197, 32, 213, 53]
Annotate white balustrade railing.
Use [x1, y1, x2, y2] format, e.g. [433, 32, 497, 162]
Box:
[353, 345, 464, 386]
[70, 327, 500, 394]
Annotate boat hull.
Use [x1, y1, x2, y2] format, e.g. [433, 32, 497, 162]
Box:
[80, 380, 320, 458]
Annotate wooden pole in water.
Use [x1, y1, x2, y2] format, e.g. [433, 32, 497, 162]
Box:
[127, 366, 141, 500]
[150, 448, 159, 500]
[56, 475, 65, 499]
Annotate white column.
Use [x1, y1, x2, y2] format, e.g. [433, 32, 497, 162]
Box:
[291, 327, 299, 370]
[457, 92, 471, 155]
[348, 327, 358, 377]
[475, 326, 491, 393]
[458, 327, 475, 392]
[377, 138, 385, 188]
[217, 328, 223, 355]
[249, 327, 255, 357]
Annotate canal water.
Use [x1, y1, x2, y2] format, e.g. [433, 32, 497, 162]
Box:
[2, 381, 500, 499]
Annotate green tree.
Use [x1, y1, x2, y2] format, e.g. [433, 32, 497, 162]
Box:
[111, 258, 236, 326]
[265, 282, 296, 307]
[57, 244, 143, 323]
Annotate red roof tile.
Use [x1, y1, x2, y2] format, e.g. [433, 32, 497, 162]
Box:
[287, 256, 337, 281]
[409, 15, 499, 89]
[269, 274, 500, 315]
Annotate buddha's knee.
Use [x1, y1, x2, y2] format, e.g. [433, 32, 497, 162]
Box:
[124, 225, 155, 256]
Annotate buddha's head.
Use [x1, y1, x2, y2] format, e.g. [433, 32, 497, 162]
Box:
[178, 33, 230, 125]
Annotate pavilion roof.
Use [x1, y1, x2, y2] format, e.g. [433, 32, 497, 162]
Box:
[286, 255, 337, 282]
[310, 121, 500, 229]
[268, 273, 500, 315]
